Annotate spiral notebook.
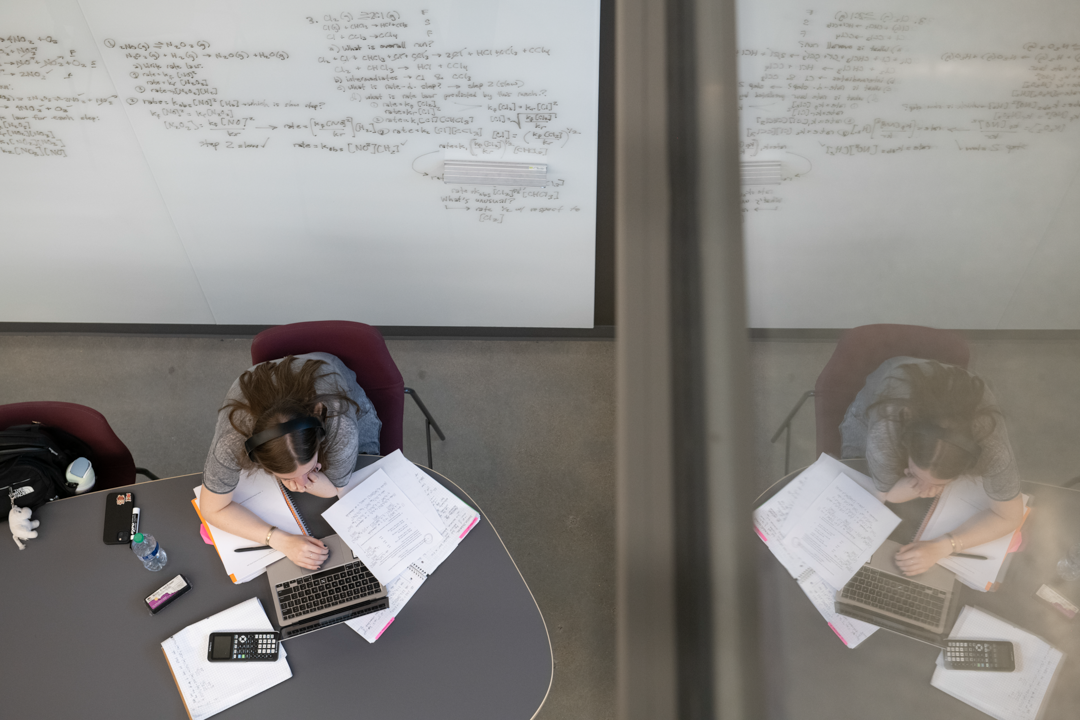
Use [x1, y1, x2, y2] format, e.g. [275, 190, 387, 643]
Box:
[192, 469, 311, 584]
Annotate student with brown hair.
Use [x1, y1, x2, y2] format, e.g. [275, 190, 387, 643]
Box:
[199, 353, 381, 570]
[840, 357, 1024, 577]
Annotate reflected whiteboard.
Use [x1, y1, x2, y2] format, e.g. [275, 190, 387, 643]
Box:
[737, 0, 1080, 329]
[1, 0, 599, 327]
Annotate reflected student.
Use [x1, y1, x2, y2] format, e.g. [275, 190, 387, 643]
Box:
[198, 354, 381, 571]
[840, 357, 1024, 576]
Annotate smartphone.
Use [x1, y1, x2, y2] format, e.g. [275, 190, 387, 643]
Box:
[207, 632, 281, 662]
[102, 491, 135, 545]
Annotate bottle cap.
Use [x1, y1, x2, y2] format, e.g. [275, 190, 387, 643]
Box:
[133, 533, 145, 543]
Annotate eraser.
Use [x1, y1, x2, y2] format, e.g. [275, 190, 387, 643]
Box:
[1036, 584, 1077, 619]
[145, 574, 192, 615]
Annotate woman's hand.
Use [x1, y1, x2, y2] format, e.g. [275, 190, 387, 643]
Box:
[894, 537, 951, 576]
[271, 532, 329, 571]
[279, 463, 326, 493]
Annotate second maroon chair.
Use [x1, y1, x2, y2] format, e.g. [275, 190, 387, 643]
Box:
[0, 401, 158, 491]
[249, 320, 445, 468]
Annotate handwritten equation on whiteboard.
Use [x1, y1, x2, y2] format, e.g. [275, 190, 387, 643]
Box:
[736, 4, 1080, 214]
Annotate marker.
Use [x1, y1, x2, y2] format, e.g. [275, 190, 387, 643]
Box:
[131, 507, 141, 538]
[953, 553, 988, 560]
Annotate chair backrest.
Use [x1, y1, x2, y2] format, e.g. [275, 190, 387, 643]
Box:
[250, 321, 405, 455]
[815, 324, 970, 458]
[0, 402, 136, 491]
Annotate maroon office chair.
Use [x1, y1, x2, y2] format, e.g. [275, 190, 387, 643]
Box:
[250, 321, 445, 468]
[771, 324, 970, 473]
[0, 402, 158, 491]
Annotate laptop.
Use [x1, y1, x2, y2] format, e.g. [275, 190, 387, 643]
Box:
[834, 539, 962, 646]
[266, 534, 389, 640]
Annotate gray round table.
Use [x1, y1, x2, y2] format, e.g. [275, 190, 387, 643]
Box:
[2, 457, 552, 719]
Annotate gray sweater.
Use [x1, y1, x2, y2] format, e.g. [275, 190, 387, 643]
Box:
[202, 352, 381, 493]
[839, 357, 1019, 501]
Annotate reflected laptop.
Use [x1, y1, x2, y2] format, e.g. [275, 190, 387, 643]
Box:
[266, 534, 389, 640]
[834, 539, 962, 646]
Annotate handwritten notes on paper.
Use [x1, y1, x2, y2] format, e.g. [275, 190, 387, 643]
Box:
[787, 473, 900, 589]
[754, 453, 897, 647]
[324, 451, 481, 642]
[323, 468, 440, 583]
[161, 598, 290, 720]
[932, 606, 1064, 720]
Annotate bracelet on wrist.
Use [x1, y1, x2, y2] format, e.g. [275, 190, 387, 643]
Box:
[265, 526, 277, 546]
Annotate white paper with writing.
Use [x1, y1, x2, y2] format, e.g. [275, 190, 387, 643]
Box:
[785, 472, 900, 590]
[160, 598, 290, 720]
[322, 468, 442, 584]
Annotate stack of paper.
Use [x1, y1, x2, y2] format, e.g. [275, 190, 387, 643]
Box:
[323, 451, 481, 642]
[161, 598, 291, 720]
[193, 469, 310, 583]
[917, 479, 1030, 592]
[932, 606, 1063, 720]
[753, 453, 901, 648]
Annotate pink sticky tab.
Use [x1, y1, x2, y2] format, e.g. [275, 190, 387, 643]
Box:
[754, 527, 768, 543]
[827, 623, 849, 646]
[458, 516, 479, 539]
[374, 617, 395, 640]
[200, 524, 214, 545]
[1007, 529, 1023, 554]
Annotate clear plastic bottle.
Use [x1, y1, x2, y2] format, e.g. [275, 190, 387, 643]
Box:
[131, 532, 168, 571]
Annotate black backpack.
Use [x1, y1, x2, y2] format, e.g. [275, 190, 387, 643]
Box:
[0, 424, 92, 517]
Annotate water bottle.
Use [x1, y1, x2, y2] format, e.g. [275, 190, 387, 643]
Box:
[131, 532, 168, 571]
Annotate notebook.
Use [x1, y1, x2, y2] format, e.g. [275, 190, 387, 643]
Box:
[192, 469, 312, 583]
[266, 533, 389, 640]
[931, 606, 1064, 720]
[913, 480, 1031, 592]
[834, 539, 963, 646]
[161, 597, 291, 720]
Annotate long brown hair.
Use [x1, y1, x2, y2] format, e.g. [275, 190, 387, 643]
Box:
[869, 362, 999, 480]
[223, 356, 360, 474]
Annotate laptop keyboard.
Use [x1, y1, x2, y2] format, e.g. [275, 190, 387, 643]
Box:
[275, 560, 383, 621]
[841, 565, 947, 626]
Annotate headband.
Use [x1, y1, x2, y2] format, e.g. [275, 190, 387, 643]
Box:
[244, 416, 324, 461]
[908, 420, 980, 460]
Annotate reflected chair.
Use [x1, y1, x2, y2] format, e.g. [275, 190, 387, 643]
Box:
[250, 320, 445, 468]
[771, 324, 970, 474]
[0, 401, 159, 491]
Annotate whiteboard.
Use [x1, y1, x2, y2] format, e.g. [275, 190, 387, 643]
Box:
[737, 0, 1080, 329]
[1, 0, 599, 327]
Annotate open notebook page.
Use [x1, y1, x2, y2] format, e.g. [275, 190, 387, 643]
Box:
[161, 598, 291, 720]
[931, 606, 1063, 720]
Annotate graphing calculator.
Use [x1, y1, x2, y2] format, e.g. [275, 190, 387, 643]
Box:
[944, 639, 1016, 672]
[207, 632, 280, 662]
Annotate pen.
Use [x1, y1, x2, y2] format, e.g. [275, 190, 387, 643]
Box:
[235, 545, 271, 553]
[953, 553, 989, 560]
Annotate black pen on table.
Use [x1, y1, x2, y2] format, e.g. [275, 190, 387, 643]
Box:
[953, 553, 989, 560]
[235, 545, 271, 553]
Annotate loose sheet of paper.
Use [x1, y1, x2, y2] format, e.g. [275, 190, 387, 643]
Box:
[161, 598, 290, 720]
[322, 468, 442, 584]
[931, 606, 1063, 720]
[785, 472, 900, 590]
[795, 570, 878, 648]
[346, 566, 428, 643]
[337, 451, 481, 574]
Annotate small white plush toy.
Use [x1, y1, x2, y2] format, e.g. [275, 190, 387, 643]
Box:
[10, 506, 39, 550]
